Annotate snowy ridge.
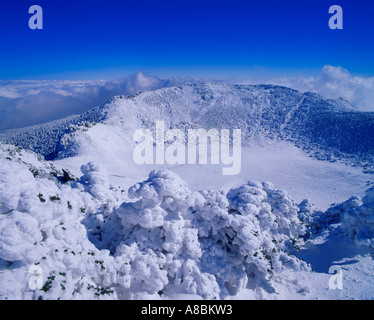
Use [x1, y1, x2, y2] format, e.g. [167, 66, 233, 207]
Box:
[1, 83, 373, 168]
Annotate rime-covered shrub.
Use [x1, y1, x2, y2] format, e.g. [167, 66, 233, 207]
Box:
[0, 161, 313, 300]
[340, 188, 374, 248]
[0, 159, 122, 300]
[107, 172, 311, 299]
[297, 199, 319, 237]
[303, 187, 374, 248]
[191, 181, 309, 297]
[302, 198, 351, 237]
[0, 210, 42, 262]
[113, 170, 220, 299]
[75, 162, 122, 214]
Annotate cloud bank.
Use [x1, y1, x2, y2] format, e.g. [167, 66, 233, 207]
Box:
[0, 72, 192, 131]
[0, 67, 373, 131]
[247, 65, 374, 112]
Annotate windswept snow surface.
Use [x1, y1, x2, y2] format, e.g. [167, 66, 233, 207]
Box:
[0, 83, 373, 300]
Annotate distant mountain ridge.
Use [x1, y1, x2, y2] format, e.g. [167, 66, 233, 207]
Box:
[0, 83, 373, 168]
[0, 104, 107, 159]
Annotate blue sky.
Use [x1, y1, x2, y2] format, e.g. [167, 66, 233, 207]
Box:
[0, 0, 373, 80]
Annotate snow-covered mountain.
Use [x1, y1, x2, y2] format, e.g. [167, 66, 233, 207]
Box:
[1, 83, 373, 167]
[1, 83, 374, 300]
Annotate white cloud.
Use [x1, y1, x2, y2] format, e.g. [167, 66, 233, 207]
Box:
[0, 72, 190, 131]
[246, 65, 374, 111]
[0, 88, 21, 99]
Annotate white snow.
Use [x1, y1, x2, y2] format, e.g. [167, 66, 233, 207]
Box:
[0, 83, 373, 300]
[0, 146, 373, 300]
[55, 138, 371, 211]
